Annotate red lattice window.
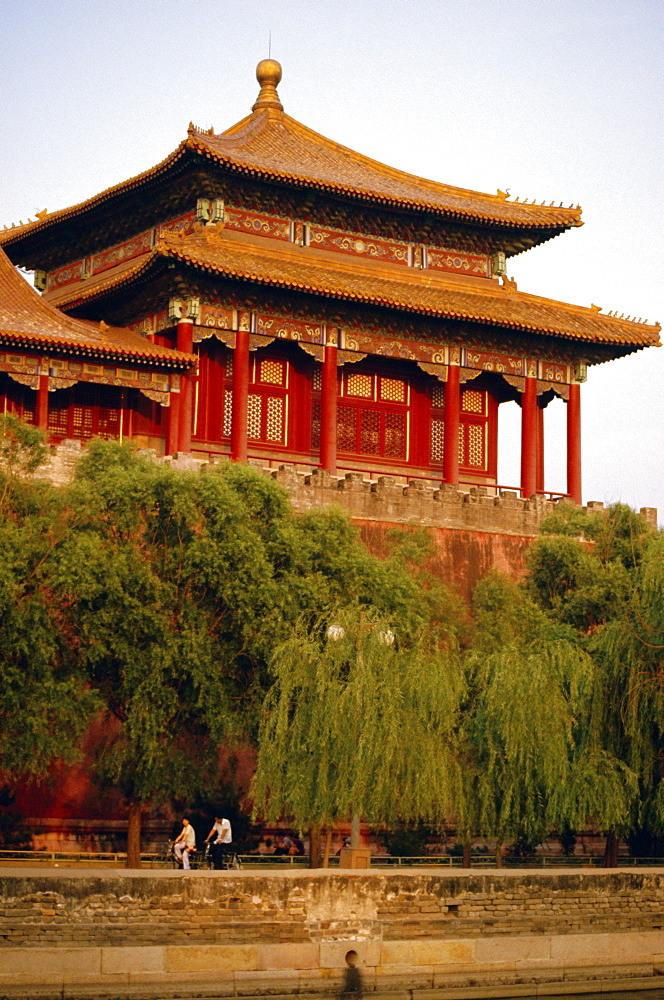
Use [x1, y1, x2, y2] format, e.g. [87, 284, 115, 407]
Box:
[334, 370, 410, 462]
[47, 383, 122, 442]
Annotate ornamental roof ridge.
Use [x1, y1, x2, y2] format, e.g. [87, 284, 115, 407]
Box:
[0, 246, 194, 365]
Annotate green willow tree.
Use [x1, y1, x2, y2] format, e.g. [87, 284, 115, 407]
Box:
[590, 533, 664, 860]
[461, 572, 636, 863]
[53, 442, 309, 865]
[48, 441, 463, 866]
[0, 416, 97, 784]
[252, 603, 465, 862]
[524, 502, 656, 863]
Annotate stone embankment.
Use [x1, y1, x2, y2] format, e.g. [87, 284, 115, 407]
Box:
[2, 867, 664, 999]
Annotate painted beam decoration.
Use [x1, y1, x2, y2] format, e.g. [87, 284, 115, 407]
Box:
[125, 297, 579, 394]
[41, 202, 494, 293]
[0, 351, 177, 405]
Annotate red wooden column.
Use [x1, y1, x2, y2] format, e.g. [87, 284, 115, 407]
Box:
[231, 328, 250, 462]
[520, 376, 537, 498]
[442, 363, 460, 486]
[36, 360, 49, 431]
[567, 382, 582, 504]
[319, 341, 338, 473]
[166, 389, 180, 456]
[536, 401, 545, 494]
[177, 318, 194, 453]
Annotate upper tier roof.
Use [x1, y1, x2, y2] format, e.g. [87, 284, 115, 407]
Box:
[46, 227, 660, 360]
[0, 247, 193, 366]
[0, 61, 581, 254]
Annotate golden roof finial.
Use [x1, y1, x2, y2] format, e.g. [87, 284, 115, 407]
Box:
[252, 59, 283, 113]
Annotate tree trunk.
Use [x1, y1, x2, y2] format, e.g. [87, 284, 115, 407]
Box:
[350, 812, 361, 848]
[322, 827, 332, 869]
[126, 800, 143, 869]
[603, 830, 619, 867]
[309, 826, 322, 869]
[495, 842, 503, 868]
[462, 841, 472, 868]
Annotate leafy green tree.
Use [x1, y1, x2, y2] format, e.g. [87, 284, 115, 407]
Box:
[460, 572, 636, 862]
[589, 533, 664, 860]
[53, 442, 301, 865]
[252, 604, 464, 861]
[524, 503, 657, 863]
[0, 416, 97, 787]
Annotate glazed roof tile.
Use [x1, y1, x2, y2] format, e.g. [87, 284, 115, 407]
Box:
[0, 247, 193, 365]
[0, 69, 581, 248]
[47, 229, 661, 353]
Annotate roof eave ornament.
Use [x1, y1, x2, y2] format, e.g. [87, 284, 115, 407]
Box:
[252, 59, 284, 113]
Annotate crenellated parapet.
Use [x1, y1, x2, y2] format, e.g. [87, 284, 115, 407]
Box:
[33, 440, 658, 538]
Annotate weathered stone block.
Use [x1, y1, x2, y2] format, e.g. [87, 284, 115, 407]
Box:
[100, 945, 165, 974]
[256, 941, 320, 970]
[475, 934, 551, 963]
[164, 943, 257, 972]
[381, 939, 474, 966]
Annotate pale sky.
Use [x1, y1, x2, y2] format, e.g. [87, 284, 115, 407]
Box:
[1, 0, 662, 520]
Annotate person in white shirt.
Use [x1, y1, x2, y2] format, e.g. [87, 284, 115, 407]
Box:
[173, 817, 196, 870]
[205, 815, 232, 869]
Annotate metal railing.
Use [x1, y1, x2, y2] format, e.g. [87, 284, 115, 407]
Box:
[2, 849, 663, 869]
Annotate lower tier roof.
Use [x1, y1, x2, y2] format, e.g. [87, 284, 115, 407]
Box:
[47, 227, 660, 360]
[0, 246, 194, 366]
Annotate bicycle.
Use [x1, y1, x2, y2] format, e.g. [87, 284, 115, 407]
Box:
[161, 840, 205, 870]
[205, 842, 242, 870]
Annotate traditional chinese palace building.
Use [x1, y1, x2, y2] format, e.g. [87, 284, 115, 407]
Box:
[1, 60, 659, 506]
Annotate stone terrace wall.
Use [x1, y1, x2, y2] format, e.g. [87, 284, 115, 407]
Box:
[2, 868, 664, 998]
[36, 440, 659, 536]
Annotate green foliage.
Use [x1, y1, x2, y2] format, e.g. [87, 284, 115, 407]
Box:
[253, 605, 465, 830]
[0, 440, 98, 783]
[0, 414, 48, 490]
[461, 572, 636, 843]
[590, 533, 664, 833]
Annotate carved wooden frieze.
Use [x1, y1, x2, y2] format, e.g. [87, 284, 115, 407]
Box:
[90, 230, 153, 276]
[427, 248, 489, 277]
[256, 312, 324, 343]
[308, 224, 411, 266]
[463, 349, 525, 375]
[224, 206, 291, 242]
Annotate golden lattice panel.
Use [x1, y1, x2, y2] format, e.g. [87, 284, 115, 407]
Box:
[468, 424, 485, 467]
[346, 373, 373, 398]
[432, 384, 445, 408]
[72, 407, 93, 439]
[462, 390, 485, 414]
[260, 359, 285, 385]
[312, 367, 322, 392]
[223, 389, 232, 436]
[247, 395, 262, 438]
[380, 378, 405, 402]
[266, 397, 284, 442]
[431, 418, 444, 462]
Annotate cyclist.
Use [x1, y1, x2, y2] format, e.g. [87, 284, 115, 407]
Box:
[173, 817, 196, 870]
[205, 815, 233, 869]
